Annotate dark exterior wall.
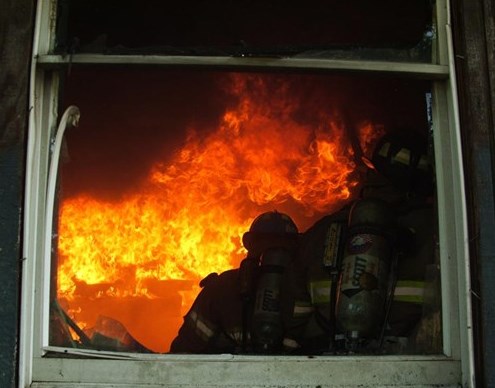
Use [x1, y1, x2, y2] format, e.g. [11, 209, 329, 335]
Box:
[452, 0, 495, 387]
[0, 0, 35, 387]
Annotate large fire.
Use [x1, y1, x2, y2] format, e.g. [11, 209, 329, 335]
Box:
[55, 74, 383, 352]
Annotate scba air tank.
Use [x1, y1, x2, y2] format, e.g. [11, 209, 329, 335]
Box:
[252, 248, 292, 353]
[336, 198, 396, 350]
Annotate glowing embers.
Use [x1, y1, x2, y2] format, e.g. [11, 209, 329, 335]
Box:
[54, 73, 383, 353]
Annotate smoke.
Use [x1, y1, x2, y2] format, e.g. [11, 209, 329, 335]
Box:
[60, 68, 232, 199]
[60, 68, 430, 201]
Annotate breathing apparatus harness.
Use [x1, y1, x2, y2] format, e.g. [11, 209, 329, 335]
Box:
[238, 211, 299, 354]
[329, 131, 433, 353]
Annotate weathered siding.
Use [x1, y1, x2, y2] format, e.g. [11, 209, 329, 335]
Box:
[452, 0, 495, 387]
[0, 0, 35, 387]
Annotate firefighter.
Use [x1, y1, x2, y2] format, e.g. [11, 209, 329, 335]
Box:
[298, 132, 438, 354]
[171, 133, 438, 356]
[170, 211, 308, 354]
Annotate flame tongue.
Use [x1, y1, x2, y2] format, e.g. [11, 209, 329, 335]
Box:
[57, 73, 382, 351]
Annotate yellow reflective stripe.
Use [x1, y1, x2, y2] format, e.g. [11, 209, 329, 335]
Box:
[396, 280, 425, 288]
[393, 148, 412, 166]
[293, 301, 314, 316]
[394, 294, 424, 303]
[394, 280, 425, 304]
[309, 280, 425, 304]
[188, 310, 215, 341]
[283, 337, 300, 349]
[228, 328, 244, 343]
[418, 155, 430, 171]
[309, 280, 332, 305]
[378, 142, 391, 158]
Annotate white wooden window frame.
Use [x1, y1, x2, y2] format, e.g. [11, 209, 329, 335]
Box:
[19, 0, 475, 387]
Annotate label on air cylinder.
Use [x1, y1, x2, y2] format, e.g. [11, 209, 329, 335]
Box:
[340, 253, 380, 293]
[255, 287, 280, 313]
[347, 233, 374, 255]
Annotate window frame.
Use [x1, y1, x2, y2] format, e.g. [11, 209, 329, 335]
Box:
[20, 0, 475, 386]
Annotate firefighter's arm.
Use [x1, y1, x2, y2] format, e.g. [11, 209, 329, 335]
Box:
[169, 274, 220, 353]
[282, 257, 314, 352]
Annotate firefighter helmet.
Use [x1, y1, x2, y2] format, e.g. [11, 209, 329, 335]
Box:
[242, 211, 299, 253]
[248, 211, 298, 235]
[370, 132, 434, 197]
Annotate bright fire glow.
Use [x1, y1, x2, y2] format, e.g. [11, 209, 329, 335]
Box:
[56, 74, 383, 352]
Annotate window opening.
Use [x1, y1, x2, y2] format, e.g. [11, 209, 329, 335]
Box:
[48, 67, 442, 356]
[55, 0, 436, 63]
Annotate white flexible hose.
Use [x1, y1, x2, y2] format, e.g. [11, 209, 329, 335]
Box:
[42, 105, 80, 346]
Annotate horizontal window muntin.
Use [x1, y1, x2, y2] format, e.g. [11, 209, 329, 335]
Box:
[36, 54, 450, 79]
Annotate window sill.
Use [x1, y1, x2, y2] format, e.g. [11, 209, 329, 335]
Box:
[32, 352, 461, 387]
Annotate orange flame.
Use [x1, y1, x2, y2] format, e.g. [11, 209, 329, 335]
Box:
[56, 73, 383, 352]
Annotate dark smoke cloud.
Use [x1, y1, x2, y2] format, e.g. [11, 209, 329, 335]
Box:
[60, 67, 233, 200]
[60, 67, 430, 201]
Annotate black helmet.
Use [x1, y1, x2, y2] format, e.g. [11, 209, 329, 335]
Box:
[242, 211, 299, 253]
[370, 132, 434, 197]
[248, 211, 298, 234]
